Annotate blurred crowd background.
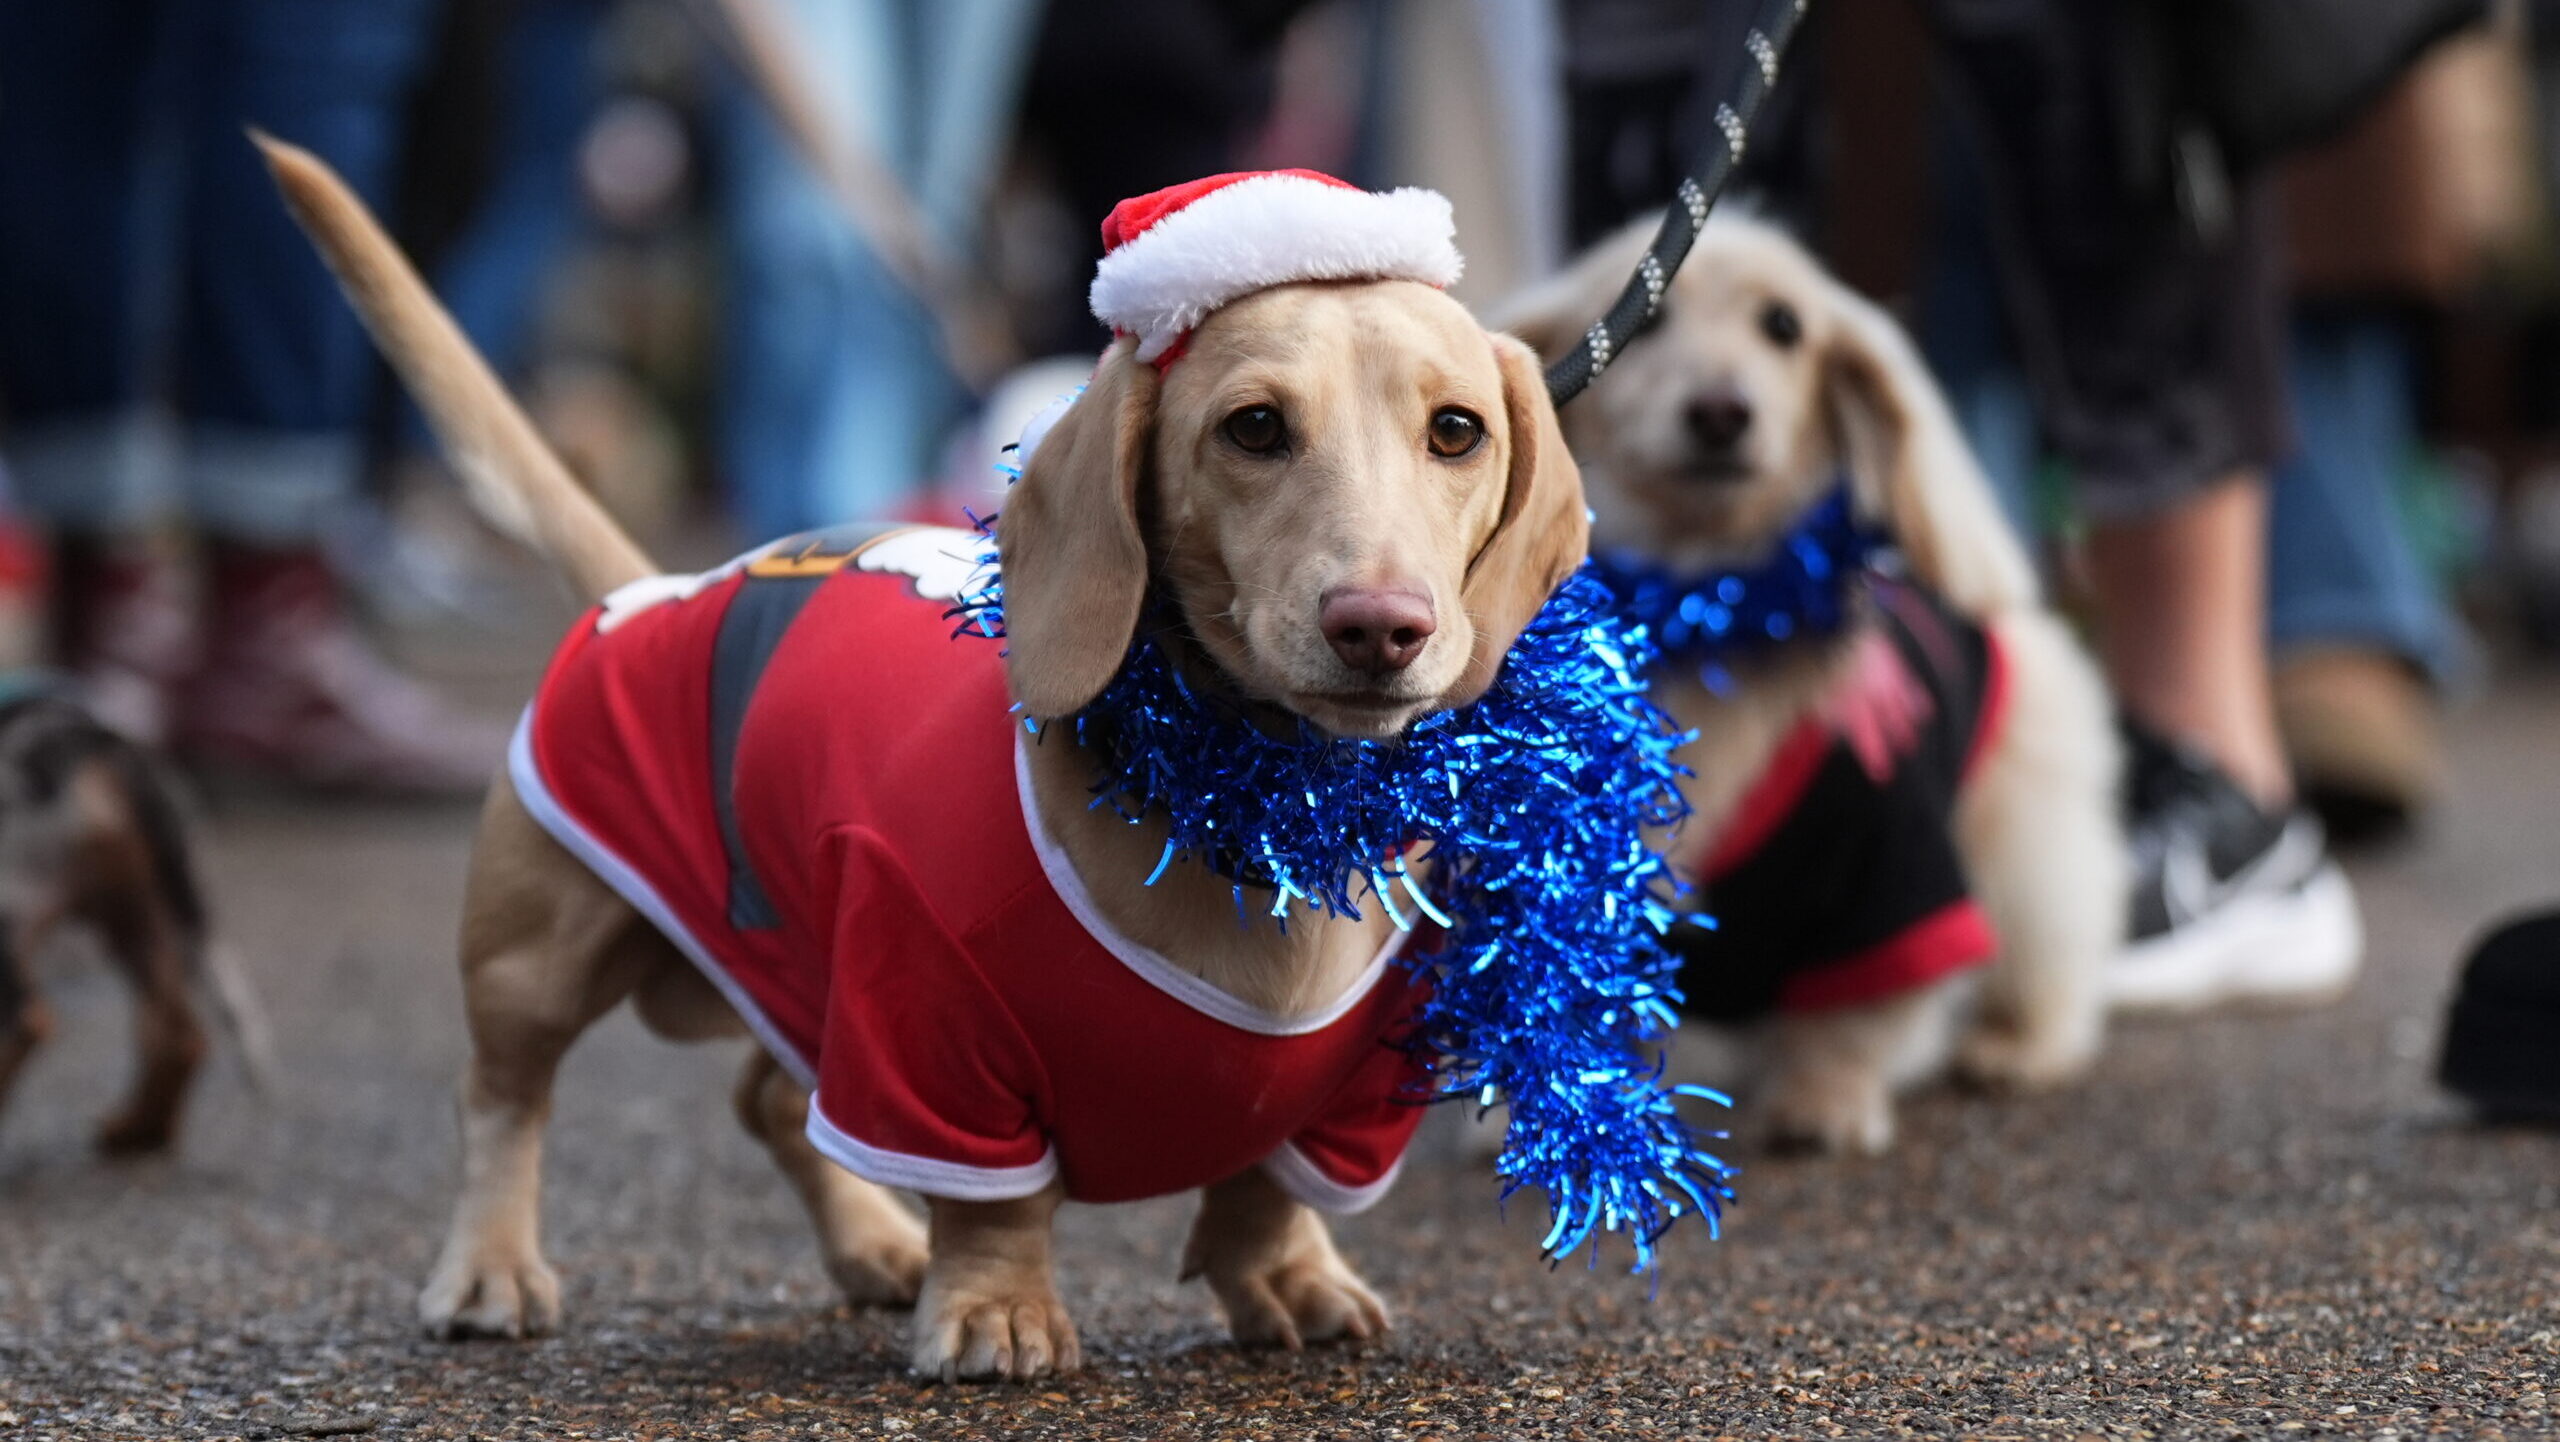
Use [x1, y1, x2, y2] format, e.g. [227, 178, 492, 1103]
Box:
[0, 0, 2551, 827]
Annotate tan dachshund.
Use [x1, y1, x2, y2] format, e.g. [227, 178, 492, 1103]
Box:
[260, 140, 1586, 1381]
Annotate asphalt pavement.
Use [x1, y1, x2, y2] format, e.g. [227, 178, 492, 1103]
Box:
[3, 620, 2555, 1440]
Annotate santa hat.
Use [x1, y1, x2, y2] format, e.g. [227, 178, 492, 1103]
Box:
[1088, 170, 1465, 366]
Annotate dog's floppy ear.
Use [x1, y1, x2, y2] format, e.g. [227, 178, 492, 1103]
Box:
[997, 338, 1159, 718]
[1486, 269, 1588, 370]
[1823, 287, 2041, 613]
[1483, 216, 1655, 366]
[1452, 333, 1591, 703]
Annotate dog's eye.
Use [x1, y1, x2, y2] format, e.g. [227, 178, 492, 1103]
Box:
[1760, 301, 1803, 349]
[1223, 405, 1287, 455]
[1427, 408, 1484, 459]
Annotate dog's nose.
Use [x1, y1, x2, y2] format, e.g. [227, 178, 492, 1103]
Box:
[1320, 587, 1437, 674]
[1685, 389, 1754, 451]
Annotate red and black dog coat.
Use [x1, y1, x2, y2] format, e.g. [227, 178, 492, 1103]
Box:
[1673, 579, 2012, 1022]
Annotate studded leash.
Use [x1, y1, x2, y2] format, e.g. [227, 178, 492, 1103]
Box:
[1542, 0, 1813, 407]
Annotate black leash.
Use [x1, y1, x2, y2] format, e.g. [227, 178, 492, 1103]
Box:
[1543, 0, 1812, 408]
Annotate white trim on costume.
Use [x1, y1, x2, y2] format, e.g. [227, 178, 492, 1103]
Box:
[1089, 176, 1464, 362]
[1013, 737, 1408, 1037]
[803, 1099, 1061, 1202]
[1263, 1141, 1403, 1215]
[509, 712, 818, 1089]
[596, 549, 766, 633]
[853, 525, 982, 600]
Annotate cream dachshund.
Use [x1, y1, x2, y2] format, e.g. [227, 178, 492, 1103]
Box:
[1499, 215, 2127, 1155]
[263, 147, 1592, 1380]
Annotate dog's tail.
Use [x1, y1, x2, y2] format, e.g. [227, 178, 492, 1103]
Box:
[254, 132, 654, 605]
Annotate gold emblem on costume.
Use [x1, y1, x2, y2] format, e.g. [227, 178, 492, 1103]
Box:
[746, 534, 874, 579]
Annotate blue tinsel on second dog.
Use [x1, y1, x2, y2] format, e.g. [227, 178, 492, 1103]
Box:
[1589, 483, 1888, 693]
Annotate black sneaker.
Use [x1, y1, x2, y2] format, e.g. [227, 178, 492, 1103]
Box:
[2110, 723, 2363, 1012]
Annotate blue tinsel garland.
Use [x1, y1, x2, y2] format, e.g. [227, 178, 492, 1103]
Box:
[952, 503, 1732, 1272]
[1588, 483, 1887, 694]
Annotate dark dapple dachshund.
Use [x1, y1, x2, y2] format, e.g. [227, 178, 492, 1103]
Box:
[0, 691, 264, 1154]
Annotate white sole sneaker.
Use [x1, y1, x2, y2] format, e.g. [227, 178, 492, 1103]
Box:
[2109, 861, 2365, 1014]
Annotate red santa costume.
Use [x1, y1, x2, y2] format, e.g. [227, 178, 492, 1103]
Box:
[512, 172, 1466, 1211]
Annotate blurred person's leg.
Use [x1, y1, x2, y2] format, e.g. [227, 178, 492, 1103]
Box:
[714, 0, 1037, 536]
[2081, 478, 2288, 796]
[0, 1, 198, 737]
[1466, 0, 1566, 286]
[911, 0, 1042, 231]
[0, 1, 173, 525]
[2269, 313, 2453, 671]
[422, 0, 605, 388]
[1936, 122, 2294, 802]
[2267, 308, 2454, 834]
[715, 0, 927, 536]
[179, 0, 438, 535]
[172, 0, 504, 793]
[1924, 0, 2359, 1006]
[1929, 0, 2292, 774]
[875, 0, 1039, 521]
[2261, 24, 2526, 832]
[713, 0, 923, 537]
[388, 0, 611, 538]
[903, 0, 1041, 510]
[1921, 120, 2451, 835]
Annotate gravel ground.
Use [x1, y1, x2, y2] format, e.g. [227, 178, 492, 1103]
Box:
[3, 621, 2555, 1440]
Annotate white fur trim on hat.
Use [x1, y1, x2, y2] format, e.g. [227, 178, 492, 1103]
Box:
[1089, 176, 1464, 362]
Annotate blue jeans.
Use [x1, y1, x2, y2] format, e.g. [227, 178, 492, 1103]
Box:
[2267, 311, 2455, 678]
[0, 0, 444, 542]
[423, 0, 607, 401]
[714, 0, 1040, 538]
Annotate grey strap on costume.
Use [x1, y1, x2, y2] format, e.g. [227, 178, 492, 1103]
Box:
[1543, 0, 1812, 408]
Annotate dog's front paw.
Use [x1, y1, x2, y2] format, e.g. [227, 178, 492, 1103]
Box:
[418, 1244, 562, 1340]
[910, 1274, 1080, 1382]
[1188, 1211, 1388, 1351]
[1762, 1065, 1894, 1156]
[1209, 1248, 1389, 1351]
[827, 1210, 929, 1309]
